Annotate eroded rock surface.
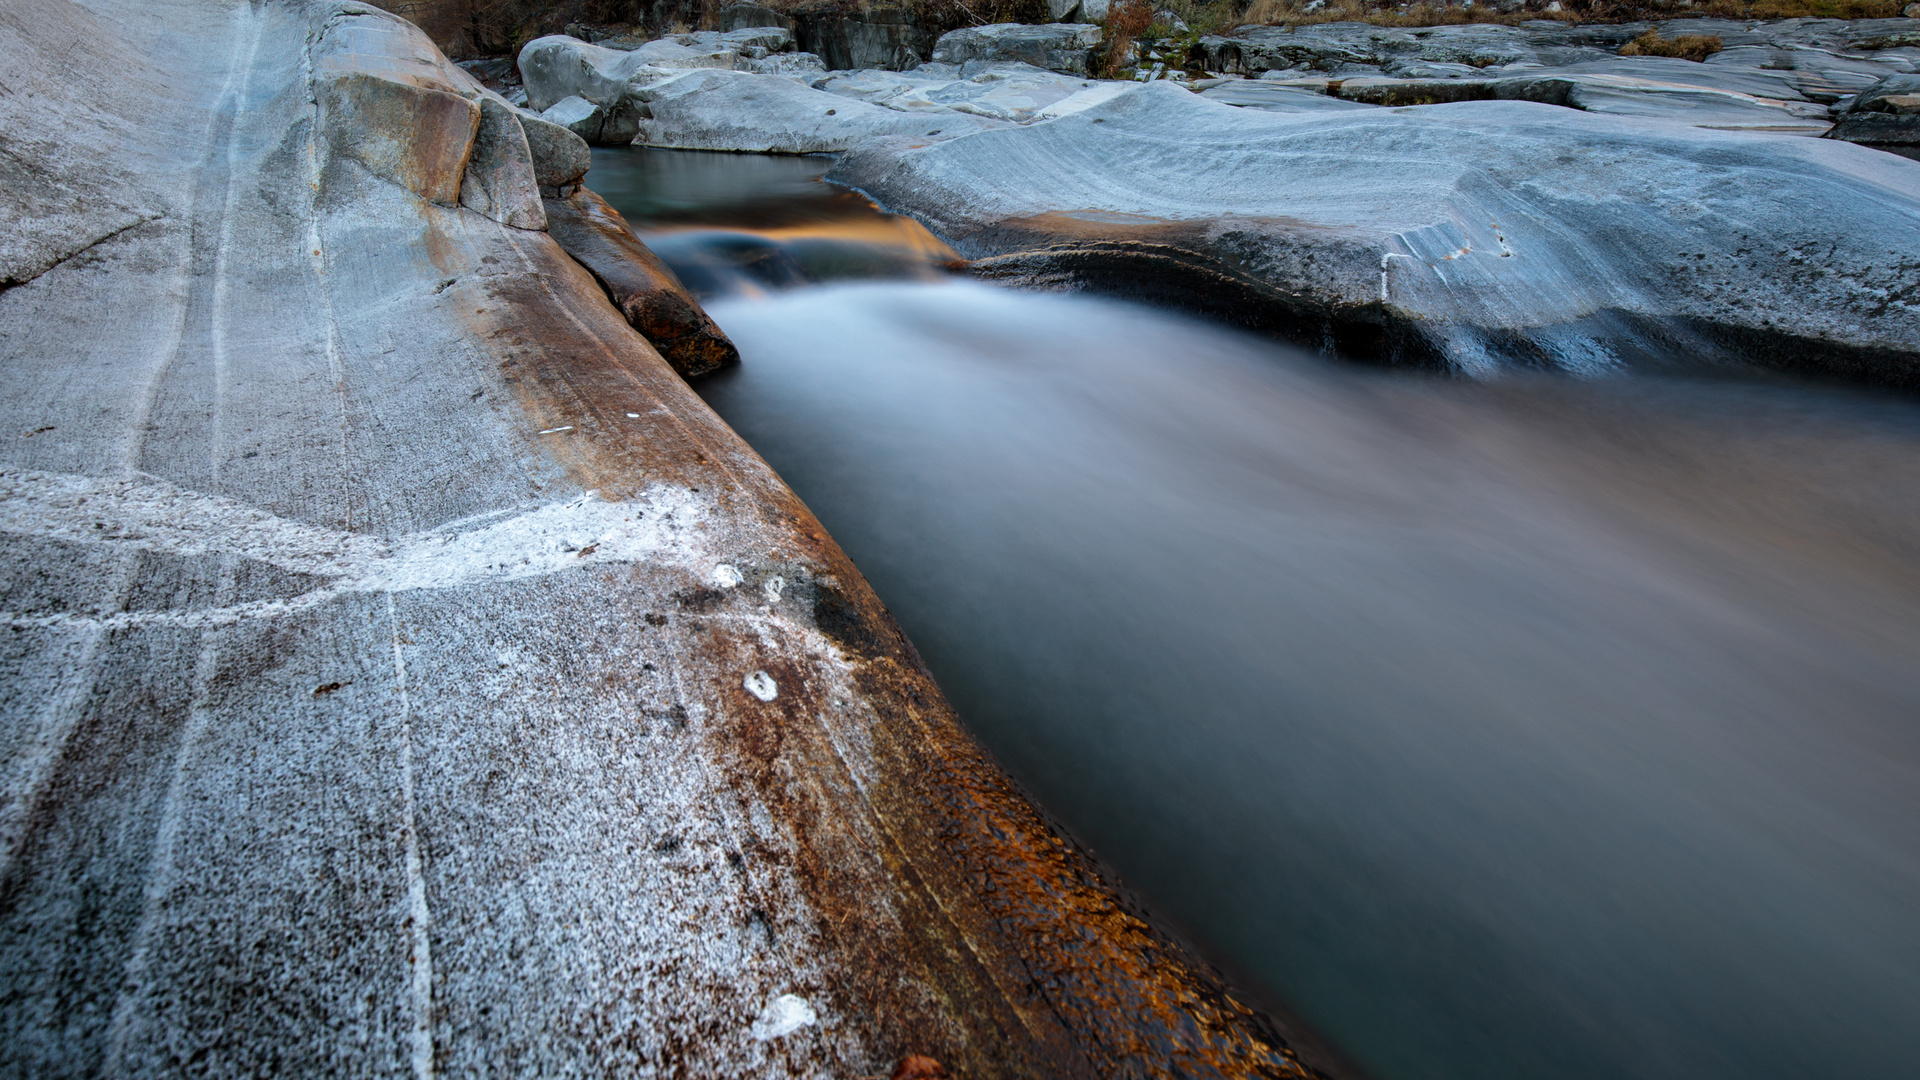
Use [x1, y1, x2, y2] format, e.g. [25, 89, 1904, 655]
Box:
[0, 1, 1321, 1077]
[831, 81, 1920, 382]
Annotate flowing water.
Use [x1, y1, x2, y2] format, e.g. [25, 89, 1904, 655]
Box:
[591, 147, 1920, 1080]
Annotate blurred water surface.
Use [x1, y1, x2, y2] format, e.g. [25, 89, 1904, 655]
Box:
[592, 146, 1920, 1080]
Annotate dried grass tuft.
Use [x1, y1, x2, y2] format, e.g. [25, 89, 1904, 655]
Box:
[1618, 28, 1723, 61]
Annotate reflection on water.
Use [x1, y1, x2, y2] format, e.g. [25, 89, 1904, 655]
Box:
[589, 148, 1920, 1080]
[588, 147, 957, 298]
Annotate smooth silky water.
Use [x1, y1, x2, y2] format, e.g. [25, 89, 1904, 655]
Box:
[590, 147, 1920, 1080]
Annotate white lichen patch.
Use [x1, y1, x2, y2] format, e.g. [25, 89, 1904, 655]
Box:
[712, 563, 745, 588]
[749, 994, 816, 1040]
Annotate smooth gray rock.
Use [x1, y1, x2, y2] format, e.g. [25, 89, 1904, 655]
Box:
[539, 93, 607, 141]
[631, 67, 1009, 152]
[2, 2, 1314, 1077]
[931, 22, 1104, 76]
[1195, 22, 1637, 75]
[830, 81, 1920, 381]
[460, 96, 546, 229]
[815, 61, 1121, 123]
[519, 34, 672, 113]
[515, 107, 592, 187]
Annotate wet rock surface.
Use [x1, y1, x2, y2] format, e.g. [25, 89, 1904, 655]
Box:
[0, 1, 1323, 1077]
[830, 80, 1920, 383]
[543, 187, 741, 377]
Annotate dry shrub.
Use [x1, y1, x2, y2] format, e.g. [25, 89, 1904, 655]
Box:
[1618, 28, 1723, 60]
[1101, 0, 1155, 78]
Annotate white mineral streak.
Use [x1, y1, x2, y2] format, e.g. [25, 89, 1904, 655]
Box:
[0, 471, 708, 628]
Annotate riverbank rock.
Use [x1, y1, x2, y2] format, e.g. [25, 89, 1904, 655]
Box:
[817, 61, 1124, 122]
[631, 67, 1011, 152]
[543, 187, 740, 376]
[1827, 73, 1920, 160]
[931, 23, 1104, 76]
[1, 1, 1321, 1077]
[830, 81, 1920, 383]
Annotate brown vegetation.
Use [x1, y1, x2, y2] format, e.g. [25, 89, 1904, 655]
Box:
[1101, 0, 1155, 78]
[1618, 27, 1723, 59]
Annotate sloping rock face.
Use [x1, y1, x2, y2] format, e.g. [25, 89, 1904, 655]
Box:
[0, 2, 1322, 1077]
[830, 82, 1920, 382]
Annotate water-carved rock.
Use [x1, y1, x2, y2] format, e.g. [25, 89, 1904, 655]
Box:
[543, 188, 741, 377]
[831, 81, 1920, 384]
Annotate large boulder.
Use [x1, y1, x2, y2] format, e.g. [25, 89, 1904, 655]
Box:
[830, 81, 1920, 383]
[460, 96, 546, 229]
[517, 31, 806, 143]
[515, 107, 593, 189]
[519, 34, 664, 114]
[1827, 73, 1920, 160]
[931, 23, 1104, 76]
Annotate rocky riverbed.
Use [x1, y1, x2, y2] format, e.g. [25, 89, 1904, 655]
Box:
[514, 12, 1920, 383]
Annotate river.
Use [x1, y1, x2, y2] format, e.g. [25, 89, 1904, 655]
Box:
[589, 146, 1920, 1080]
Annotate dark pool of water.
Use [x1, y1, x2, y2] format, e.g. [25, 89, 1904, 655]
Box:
[588, 146, 1920, 1080]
